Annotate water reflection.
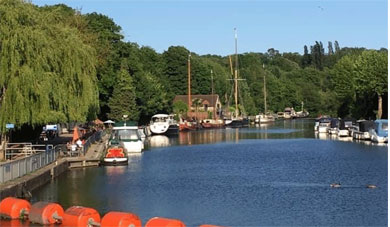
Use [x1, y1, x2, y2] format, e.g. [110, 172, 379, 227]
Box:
[148, 135, 170, 147]
[145, 119, 316, 148]
[27, 118, 387, 226]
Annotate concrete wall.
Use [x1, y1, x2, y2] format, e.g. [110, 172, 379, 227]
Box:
[0, 161, 68, 199]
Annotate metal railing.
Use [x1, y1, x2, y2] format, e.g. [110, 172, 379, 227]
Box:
[5, 143, 52, 160]
[82, 130, 106, 156]
[0, 145, 59, 183]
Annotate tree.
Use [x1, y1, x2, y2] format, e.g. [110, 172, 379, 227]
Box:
[162, 46, 190, 99]
[173, 100, 188, 119]
[192, 98, 202, 121]
[108, 69, 139, 121]
[328, 41, 334, 55]
[334, 41, 340, 53]
[133, 71, 169, 123]
[0, 0, 98, 135]
[354, 50, 388, 119]
[301, 45, 312, 68]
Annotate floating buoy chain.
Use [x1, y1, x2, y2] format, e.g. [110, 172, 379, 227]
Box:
[0, 197, 224, 227]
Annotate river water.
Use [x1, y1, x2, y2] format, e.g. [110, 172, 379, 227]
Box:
[29, 119, 387, 226]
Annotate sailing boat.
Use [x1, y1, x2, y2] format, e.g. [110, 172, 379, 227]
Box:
[179, 53, 198, 131]
[201, 70, 224, 129]
[255, 64, 275, 123]
[225, 28, 249, 128]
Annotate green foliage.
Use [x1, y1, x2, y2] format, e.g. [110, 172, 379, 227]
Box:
[173, 100, 188, 117]
[108, 69, 139, 121]
[354, 50, 387, 96]
[0, 0, 386, 130]
[0, 0, 98, 132]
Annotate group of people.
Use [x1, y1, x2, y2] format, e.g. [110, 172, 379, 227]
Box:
[67, 138, 85, 153]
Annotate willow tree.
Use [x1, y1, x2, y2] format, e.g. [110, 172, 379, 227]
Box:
[0, 0, 99, 137]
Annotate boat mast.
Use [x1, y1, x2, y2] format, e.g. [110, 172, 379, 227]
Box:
[263, 64, 267, 114]
[188, 53, 191, 110]
[234, 28, 239, 118]
[211, 70, 215, 120]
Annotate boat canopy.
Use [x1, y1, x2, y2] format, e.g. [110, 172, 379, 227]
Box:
[114, 121, 138, 127]
[330, 118, 339, 128]
[375, 119, 388, 137]
[319, 117, 331, 123]
[358, 120, 375, 132]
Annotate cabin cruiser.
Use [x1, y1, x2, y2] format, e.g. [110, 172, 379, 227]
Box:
[328, 118, 340, 135]
[109, 121, 144, 153]
[369, 119, 388, 143]
[338, 118, 355, 137]
[352, 120, 375, 140]
[225, 117, 249, 128]
[317, 117, 331, 133]
[150, 114, 179, 135]
[283, 107, 296, 119]
[255, 113, 275, 124]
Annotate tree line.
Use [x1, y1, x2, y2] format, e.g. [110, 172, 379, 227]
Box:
[0, 0, 387, 135]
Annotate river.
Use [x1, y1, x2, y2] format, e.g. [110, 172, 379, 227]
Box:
[28, 119, 388, 226]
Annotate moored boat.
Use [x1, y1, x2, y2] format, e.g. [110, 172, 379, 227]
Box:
[370, 119, 388, 143]
[201, 119, 224, 128]
[102, 146, 128, 165]
[353, 120, 375, 140]
[255, 113, 275, 124]
[338, 118, 356, 137]
[318, 117, 331, 133]
[110, 121, 144, 153]
[328, 118, 340, 135]
[150, 114, 179, 135]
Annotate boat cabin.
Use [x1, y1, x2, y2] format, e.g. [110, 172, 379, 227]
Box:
[374, 119, 388, 137]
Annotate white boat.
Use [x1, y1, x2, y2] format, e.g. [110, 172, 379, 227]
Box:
[110, 121, 144, 153]
[150, 114, 179, 135]
[255, 113, 275, 123]
[327, 118, 339, 135]
[318, 117, 331, 133]
[352, 120, 374, 140]
[370, 119, 388, 143]
[283, 107, 296, 119]
[337, 118, 355, 137]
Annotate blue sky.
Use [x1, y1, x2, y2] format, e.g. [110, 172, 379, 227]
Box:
[32, 0, 387, 56]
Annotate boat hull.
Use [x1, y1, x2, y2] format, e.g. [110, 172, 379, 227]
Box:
[225, 119, 249, 128]
[102, 157, 128, 166]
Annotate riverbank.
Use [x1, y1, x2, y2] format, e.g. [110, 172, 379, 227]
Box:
[0, 134, 108, 198]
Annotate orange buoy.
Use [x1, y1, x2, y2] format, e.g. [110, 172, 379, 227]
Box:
[145, 217, 186, 227]
[29, 201, 64, 225]
[101, 211, 141, 227]
[62, 206, 100, 227]
[0, 197, 30, 219]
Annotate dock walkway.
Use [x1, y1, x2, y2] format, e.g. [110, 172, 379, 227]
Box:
[0, 132, 110, 198]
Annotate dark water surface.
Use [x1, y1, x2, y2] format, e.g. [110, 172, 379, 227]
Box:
[30, 120, 387, 226]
